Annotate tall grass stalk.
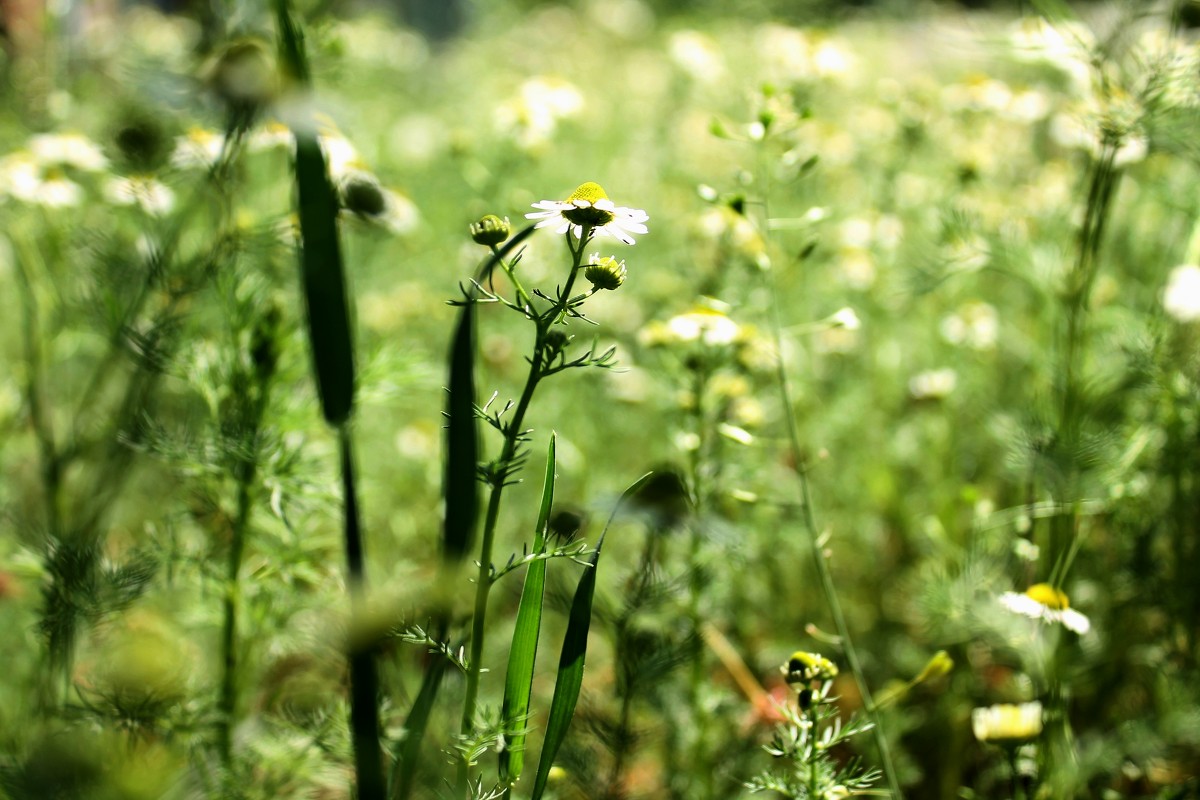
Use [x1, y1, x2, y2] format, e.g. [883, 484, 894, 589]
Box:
[757, 157, 904, 799]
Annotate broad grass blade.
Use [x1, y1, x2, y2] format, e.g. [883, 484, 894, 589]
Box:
[442, 223, 538, 562]
[442, 300, 479, 561]
[292, 133, 355, 426]
[499, 435, 557, 790]
[530, 472, 655, 800]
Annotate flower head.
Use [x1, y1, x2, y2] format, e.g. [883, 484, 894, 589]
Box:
[783, 651, 838, 685]
[999, 583, 1090, 634]
[584, 253, 627, 290]
[972, 702, 1043, 744]
[469, 214, 511, 246]
[526, 181, 649, 245]
[1163, 264, 1200, 322]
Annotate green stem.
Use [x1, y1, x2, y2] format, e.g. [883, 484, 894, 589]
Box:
[217, 379, 271, 764]
[457, 229, 591, 794]
[340, 423, 385, 800]
[757, 150, 903, 798]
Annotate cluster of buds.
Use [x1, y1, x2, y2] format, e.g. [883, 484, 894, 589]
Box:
[783, 651, 839, 710]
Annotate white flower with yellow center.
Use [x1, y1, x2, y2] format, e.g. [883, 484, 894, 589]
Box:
[527, 182, 648, 245]
[171, 127, 226, 169]
[28, 132, 109, 172]
[999, 583, 1090, 634]
[0, 154, 83, 208]
[972, 702, 1043, 744]
[105, 175, 175, 215]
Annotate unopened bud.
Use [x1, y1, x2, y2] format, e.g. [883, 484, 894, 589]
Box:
[584, 253, 627, 291]
[469, 214, 511, 246]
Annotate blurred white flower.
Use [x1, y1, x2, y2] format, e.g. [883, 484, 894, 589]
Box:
[940, 301, 998, 350]
[972, 702, 1043, 744]
[105, 175, 175, 215]
[717, 423, 754, 446]
[494, 76, 584, 151]
[0, 153, 83, 207]
[999, 583, 1090, 634]
[1008, 16, 1093, 94]
[665, 306, 740, 346]
[908, 368, 957, 400]
[828, 307, 861, 330]
[668, 30, 726, 84]
[29, 132, 109, 171]
[1163, 264, 1200, 322]
[171, 127, 225, 169]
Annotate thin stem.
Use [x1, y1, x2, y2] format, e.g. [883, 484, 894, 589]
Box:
[757, 143, 903, 798]
[340, 423, 385, 800]
[456, 229, 591, 795]
[217, 378, 272, 764]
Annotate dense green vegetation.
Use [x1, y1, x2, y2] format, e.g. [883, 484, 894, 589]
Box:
[2, 1, 1200, 798]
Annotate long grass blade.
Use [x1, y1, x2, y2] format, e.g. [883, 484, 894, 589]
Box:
[389, 648, 449, 800]
[499, 434, 557, 791]
[292, 133, 355, 426]
[442, 300, 479, 561]
[530, 471, 654, 800]
[442, 223, 538, 562]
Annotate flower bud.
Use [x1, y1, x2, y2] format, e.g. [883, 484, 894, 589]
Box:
[784, 651, 838, 685]
[584, 253, 627, 291]
[206, 38, 278, 117]
[340, 172, 388, 218]
[469, 214, 511, 246]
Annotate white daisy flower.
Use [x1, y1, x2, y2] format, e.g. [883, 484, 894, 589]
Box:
[171, 127, 226, 170]
[0, 154, 83, 208]
[526, 181, 648, 245]
[28, 132, 109, 172]
[105, 175, 175, 215]
[1163, 264, 1200, 322]
[999, 583, 1091, 634]
[972, 702, 1043, 744]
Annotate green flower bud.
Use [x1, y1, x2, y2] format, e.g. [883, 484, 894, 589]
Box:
[340, 172, 388, 218]
[784, 650, 838, 685]
[584, 253, 627, 291]
[469, 214, 511, 246]
[206, 38, 278, 116]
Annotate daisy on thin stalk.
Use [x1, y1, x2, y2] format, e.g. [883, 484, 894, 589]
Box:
[452, 182, 647, 789]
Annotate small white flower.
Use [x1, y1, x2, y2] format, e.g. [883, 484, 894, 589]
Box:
[999, 583, 1090, 634]
[527, 181, 648, 245]
[1163, 264, 1200, 322]
[828, 307, 861, 331]
[909, 368, 958, 400]
[171, 127, 226, 169]
[105, 175, 175, 215]
[665, 306, 740, 346]
[972, 702, 1043, 744]
[28, 132, 109, 172]
[0, 154, 83, 207]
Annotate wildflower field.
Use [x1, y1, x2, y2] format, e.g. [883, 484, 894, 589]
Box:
[3, 0, 1200, 797]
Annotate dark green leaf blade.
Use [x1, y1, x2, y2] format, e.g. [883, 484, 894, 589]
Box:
[293, 132, 355, 426]
[530, 472, 654, 800]
[499, 434, 557, 790]
[442, 300, 479, 562]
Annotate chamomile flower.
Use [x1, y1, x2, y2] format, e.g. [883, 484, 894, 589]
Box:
[526, 181, 648, 245]
[105, 175, 175, 215]
[972, 702, 1043, 744]
[999, 583, 1091, 634]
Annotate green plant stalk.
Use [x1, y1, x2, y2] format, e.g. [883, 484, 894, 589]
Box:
[217, 383, 271, 764]
[757, 148, 903, 799]
[457, 229, 591, 792]
[340, 423, 385, 800]
[685, 364, 714, 800]
[1050, 138, 1121, 585]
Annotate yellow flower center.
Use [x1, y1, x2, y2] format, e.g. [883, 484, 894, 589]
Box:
[1025, 582, 1069, 610]
[562, 181, 615, 227]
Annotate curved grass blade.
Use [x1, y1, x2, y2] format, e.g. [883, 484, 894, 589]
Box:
[530, 472, 655, 800]
[442, 223, 538, 562]
[499, 435, 557, 792]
